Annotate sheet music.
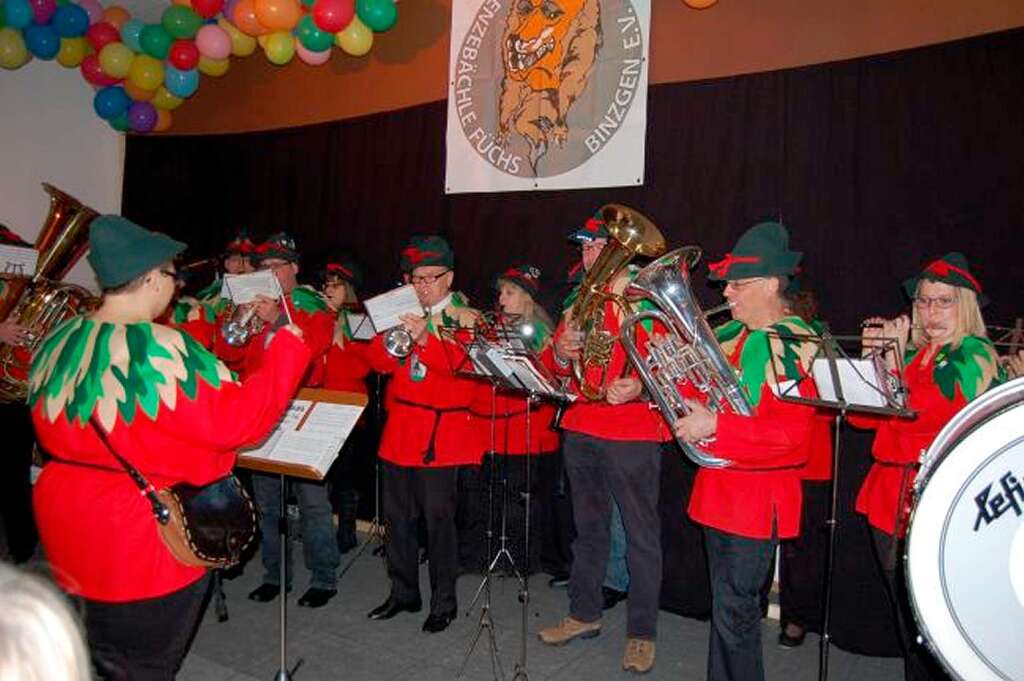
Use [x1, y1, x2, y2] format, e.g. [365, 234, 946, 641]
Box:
[363, 285, 422, 332]
[221, 270, 282, 304]
[0, 245, 37, 277]
[812, 357, 897, 409]
[242, 400, 365, 476]
[346, 312, 376, 340]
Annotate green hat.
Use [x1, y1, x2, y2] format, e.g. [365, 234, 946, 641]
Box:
[253, 232, 299, 263]
[87, 215, 186, 289]
[902, 251, 987, 306]
[400, 235, 454, 273]
[0, 223, 30, 247]
[323, 256, 362, 288]
[496, 263, 542, 298]
[707, 221, 802, 281]
[567, 211, 610, 244]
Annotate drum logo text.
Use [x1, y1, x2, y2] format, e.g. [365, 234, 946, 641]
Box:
[973, 470, 1024, 531]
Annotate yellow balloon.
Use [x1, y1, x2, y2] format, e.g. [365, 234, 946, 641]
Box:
[152, 86, 184, 110]
[153, 108, 173, 133]
[198, 55, 230, 77]
[124, 78, 156, 102]
[263, 31, 294, 65]
[335, 16, 372, 57]
[683, 0, 718, 7]
[217, 18, 257, 57]
[0, 27, 31, 70]
[98, 42, 135, 80]
[129, 54, 165, 91]
[56, 37, 90, 68]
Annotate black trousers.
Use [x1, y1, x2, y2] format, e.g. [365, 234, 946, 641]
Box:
[778, 480, 830, 631]
[381, 460, 459, 616]
[0, 402, 38, 562]
[84, 573, 211, 681]
[537, 449, 573, 578]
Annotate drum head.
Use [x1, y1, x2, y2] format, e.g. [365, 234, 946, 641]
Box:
[906, 378, 1024, 681]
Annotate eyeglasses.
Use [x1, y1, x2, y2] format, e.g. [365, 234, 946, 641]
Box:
[259, 260, 292, 271]
[913, 294, 957, 310]
[159, 269, 181, 283]
[410, 270, 450, 286]
[724, 277, 766, 291]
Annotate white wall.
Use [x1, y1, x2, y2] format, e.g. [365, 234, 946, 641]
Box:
[0, 59, 125, 291]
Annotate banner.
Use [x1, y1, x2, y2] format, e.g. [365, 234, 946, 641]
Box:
[445, 0, 651, 194]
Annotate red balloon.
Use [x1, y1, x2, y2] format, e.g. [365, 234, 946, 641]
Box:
[86, 22, 121, 52]
[191, 0, 225, 19]
[168, 39, 200, 69]
[81, 54, 121, 86]
[312, 0, 354, 33]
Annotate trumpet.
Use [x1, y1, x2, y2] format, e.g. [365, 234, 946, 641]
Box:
[221, 303, 265, 347]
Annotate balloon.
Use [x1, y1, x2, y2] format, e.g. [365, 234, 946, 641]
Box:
[195, 23, 229, 58]
[162, 5, 202, 39]
[0, 5, 5, 28]
[168, 38, 199, 68]
[262, 30, 293, 64]
[153, 108, 172, 132]
[294, 39, 329, 65]
[120, 18, 143, 51]
[77, 0, 103, 24]
[164, 64, 198, 97]
[108, 112, 130, 132]
[24, 24, 60, 59]
[254, 0, 301, 31]
[29, 0, 57, 24]
[151, 86, 183, 110]
[294, 14, 332, 52]
[98, 40, 133, 77]
[231, 0, 266, 36]
[128, 53, 163, 89]
[4, 0, 34, 29]
[102, 5, 131, 29]
[52, 4, 89, 37]
[191, 0, 224, 20]
[300, 0, 314, 7]
[81, 53, 119, 85]
[197, 54, 228, 75]
[127, 101, 157, 132]
[139, 23, 172, 58]
[123, 77, 155, 101]
[217, 18, 255, 55]
[335, 15, 370, 56]
[355, 0, 395, 32]
[93, 85, 131, 119]
[312, 0, 352, 33]
[55, 35, 88, 66]
[86, 22, 120, 51]
[683, 0, 718, 8]
[0, 27, 31, 69]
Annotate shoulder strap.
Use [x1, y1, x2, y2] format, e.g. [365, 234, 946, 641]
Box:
[88, 416, 170, 526]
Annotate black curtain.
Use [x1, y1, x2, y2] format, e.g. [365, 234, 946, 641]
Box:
[124, 27, 1024, 656]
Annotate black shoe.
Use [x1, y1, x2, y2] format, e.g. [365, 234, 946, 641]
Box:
[220, 563, 245, 581]
[778, 624, 806, 648]
[368, 596, 422, 620]
[248, 583, 286, 602]
[298, 587, 337, 608]
[602, 587, 627, 610]
[422, 610, 457, 633]
[548, 575, 569, 588]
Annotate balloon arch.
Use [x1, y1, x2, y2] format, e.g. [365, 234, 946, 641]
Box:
[0, 0, 398, 132]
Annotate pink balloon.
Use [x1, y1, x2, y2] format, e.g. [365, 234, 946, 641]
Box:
[195, 24, 230, 59]
[294, 40, 329, 65]
[78, 0, 103, 24]
[30, 0, 57, 25]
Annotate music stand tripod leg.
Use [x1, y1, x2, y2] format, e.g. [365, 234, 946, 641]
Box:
[817, 409, 845, 681]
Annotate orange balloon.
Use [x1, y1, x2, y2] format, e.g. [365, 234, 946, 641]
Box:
[683, 0, 718, 8]
[254, 0, 302, 31]
[172, 0, 191, 5]
[123, 79, 155, 101]
[233, 0, 269, 36]
[101, 5, 131, 29]
[153, 109, 173, 132]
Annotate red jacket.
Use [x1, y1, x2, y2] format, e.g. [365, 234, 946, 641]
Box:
[800, 412, 834, 481]
[470, 384, 560, 456]
[322, 311, 372, 394]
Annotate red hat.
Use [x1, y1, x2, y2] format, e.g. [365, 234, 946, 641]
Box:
[224, 230, 254, 256]
[496, 264, 542, 298]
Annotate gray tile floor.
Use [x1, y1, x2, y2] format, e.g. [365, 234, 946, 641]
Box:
[179, 535, 903, 681]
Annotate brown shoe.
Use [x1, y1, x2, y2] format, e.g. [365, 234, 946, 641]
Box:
[537, 616, 601, 645]
[622, 637, 655, 673]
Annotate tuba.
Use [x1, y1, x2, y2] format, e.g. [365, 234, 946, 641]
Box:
[620, 246, 752, 468]
[0, 184, 98, 403]
[569, 204, 666, 399]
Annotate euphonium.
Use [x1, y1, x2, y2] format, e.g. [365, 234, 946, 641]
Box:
[620, 246, 752, 468]
[569, 204, 666, 399]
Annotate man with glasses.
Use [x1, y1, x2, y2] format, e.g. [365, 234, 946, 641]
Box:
[363, 235, 481, 633]
[214, 233, 340, 609]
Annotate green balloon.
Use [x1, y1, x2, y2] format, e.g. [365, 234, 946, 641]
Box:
[109, 113, 131, 133]
[140, 23, 172, 60]
[355, 0, 396, 32]
[295, 15, 332, 52]
[161, 5, 202, 40]
[0, 5, 7, 29]
[300, 0, 315, 7]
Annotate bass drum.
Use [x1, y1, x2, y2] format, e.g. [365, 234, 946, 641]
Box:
[906, 376, 1024, 681]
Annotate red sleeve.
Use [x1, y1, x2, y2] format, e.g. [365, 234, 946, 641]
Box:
[546, 318, 572, 377]
[415, 331, 467, 375]
[707, 384, 816, 468]
[363, 334, 402, 375]
[296, 308, 334, 362]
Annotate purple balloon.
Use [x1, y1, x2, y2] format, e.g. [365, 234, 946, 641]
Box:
[127, 101, 158, 133]
[30, 0, 57, 24]
[223, 0, 240, 25]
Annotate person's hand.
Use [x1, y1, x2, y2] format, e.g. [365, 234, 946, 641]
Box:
[672, 399, 717, 443]
[252, 295, 281, 324]
[862, 315, 909, 369]
[555, 328, 583, 362]
[0, 320, 30, 346]
[1006, 350, 1024, 379]
[606, 376, 642, 405]
[399, 313, 429, 346]
[280, 324, 304, 341]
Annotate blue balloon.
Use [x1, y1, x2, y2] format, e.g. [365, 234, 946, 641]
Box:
[164, 65, 198, 98]
[52, 4, 89, 37]
[24, 24, 60, 60]
[93, 86, 131, 120]
[5, 0, 34, 29]
[120, 18, 144, 52]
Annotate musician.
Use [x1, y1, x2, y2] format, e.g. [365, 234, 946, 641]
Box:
[855, 252, 1002, 681]
[195, 231, 256, 302]
[538, 213, 669, 674]
[215, 233, 340, 609]
[673, 221, 818, 681]
[28, 216, 311, 678]
[364, 235, 480, 634]
[320, 257, 372, 553]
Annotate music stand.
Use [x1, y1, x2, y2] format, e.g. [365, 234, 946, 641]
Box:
[763, 327, 914, 681]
